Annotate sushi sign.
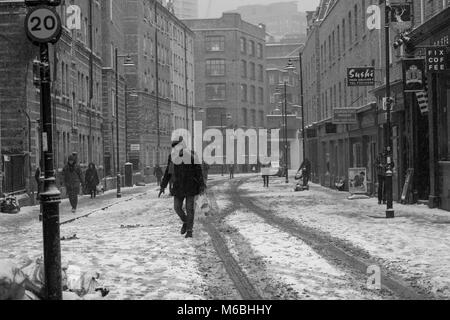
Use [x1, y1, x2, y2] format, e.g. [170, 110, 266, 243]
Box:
[347, 67, 375, 86]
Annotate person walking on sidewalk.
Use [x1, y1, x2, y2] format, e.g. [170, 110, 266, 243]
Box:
[229, 164, 235, 180]
[375, 152, 387, 205]
[63, 155, 84, 213]
[159, 137, 206, 239]
[85, 163, 100, 199]
[153, 165, 163, 186]
[298, 158, 312, 187]
[261, 162, 271, 188]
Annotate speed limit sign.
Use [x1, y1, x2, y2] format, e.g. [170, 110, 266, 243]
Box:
[25, 6, 62, 44]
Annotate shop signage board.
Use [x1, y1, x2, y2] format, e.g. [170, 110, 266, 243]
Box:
[426, 47, 449, 72]
[349, 168, 368, 195]
[130, 144, 141, 152]
[403, 58, 425, 92]
[347, 67, 375, 86]
[390, 3, 412, 32]
[333, 108, 358, 124]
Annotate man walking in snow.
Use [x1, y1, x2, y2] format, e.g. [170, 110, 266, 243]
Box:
[63, 155, 84, 213]
[159, 137, 206, 239]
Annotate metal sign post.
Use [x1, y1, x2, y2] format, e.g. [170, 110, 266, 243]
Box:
[25, 0, 62, 300]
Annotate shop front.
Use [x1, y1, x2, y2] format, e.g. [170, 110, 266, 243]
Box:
[408, 8, 450, 211]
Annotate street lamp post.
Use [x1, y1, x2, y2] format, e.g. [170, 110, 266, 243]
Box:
[219, 112, 232, 176]
[283, 81, 289, 184]
[114, 49, 134, 198]
[384, 1, 395, 219]
[298, 52, 306, 164]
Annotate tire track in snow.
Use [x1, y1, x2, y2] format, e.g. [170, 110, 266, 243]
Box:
[230, 177, 432, 300]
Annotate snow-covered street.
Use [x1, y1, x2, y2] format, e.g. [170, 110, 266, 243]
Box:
[1, 175, 449, 300]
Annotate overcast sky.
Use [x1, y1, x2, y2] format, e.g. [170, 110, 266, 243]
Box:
[198, 0, 321, 18]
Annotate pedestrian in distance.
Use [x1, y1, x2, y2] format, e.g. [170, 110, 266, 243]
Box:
[298, 158, 312, 188]
[229, 164, 235, 180]
[85, 163, 100, 199]
[261, 162, 271, 188]
[63, 155, 84, 213]
[153, 165, 163, 187]
[159, 137, 206, 239]
[375, 152, 386, 205]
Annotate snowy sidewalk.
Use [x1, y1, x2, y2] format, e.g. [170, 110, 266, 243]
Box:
[240, 177, 450, 299]
[0, 181, 236, 300]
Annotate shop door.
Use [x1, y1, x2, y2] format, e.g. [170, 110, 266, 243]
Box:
[3, 154, 26, 194]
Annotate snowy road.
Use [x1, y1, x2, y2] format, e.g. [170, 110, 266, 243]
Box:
[1, 175, 447, 300]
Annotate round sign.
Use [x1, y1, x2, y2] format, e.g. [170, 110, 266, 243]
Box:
[25, 6, 62, 44]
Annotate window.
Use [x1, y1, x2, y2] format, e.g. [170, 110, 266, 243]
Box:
[249, 62, 256, 80]
[240, 37, 247, 54]
[251, 109, 256, 127]
[258, 87, 264, 105]
[241, 60, 247, 78]
[241, 84, 247, 102]
[354, 5, 358, 40]
[206, 36, 225, 52]
[257, 43, 263, 58]
[258, 65, 264, 82]
[250, 86, 256, 104]
[249, 40, 255, 56]
[342, 19, 346, 51]
[348, 11, 352, 43]
[206, 59, 225, 76]
[269, 73, 275, 85]
[206, 84, 226, 101]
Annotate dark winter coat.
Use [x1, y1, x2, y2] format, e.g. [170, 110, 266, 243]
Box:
[153, 166, 163, 179]
[63, 156, 84, 188]
[375, 155, 386, 176]
[85, 164, 100, 191]
[161, 150, 205, 198]
[299, 159, 312, 175]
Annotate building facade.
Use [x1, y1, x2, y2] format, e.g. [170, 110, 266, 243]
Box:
[0, 0, 195, 199]
[301, 0, 450, 211]
[184, 13, 267, 171]
[124, 0, 195, 171]
[0, 0, 104, 195]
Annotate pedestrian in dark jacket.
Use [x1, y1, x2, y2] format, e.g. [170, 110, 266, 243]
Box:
[298, 158, 312, 187]
[63, 155, 84, 212]
[153, 165, 163, 186]
[85, 163, 100, 199]
[375, 153, 386, 205]
[229, 164, 235, 179]
[159, 137, 206, 239]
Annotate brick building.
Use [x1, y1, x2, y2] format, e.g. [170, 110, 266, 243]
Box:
[124, 0, 195, 170]
[301, 0, 450, 210]
[101, 0, 127, 177]
[0, 0, 104, 196]
[183, 13, 267, 171]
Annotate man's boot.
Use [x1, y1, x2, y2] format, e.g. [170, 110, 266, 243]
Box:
[185, 231, 193, 238]
[181, 223, 187, 235]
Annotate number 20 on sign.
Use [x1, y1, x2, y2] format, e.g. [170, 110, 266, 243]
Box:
[25, 6, 62, 44]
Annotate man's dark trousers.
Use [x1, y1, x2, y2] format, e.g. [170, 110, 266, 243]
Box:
[174, 196, 196, 232]
[67, 185, 80, 210]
